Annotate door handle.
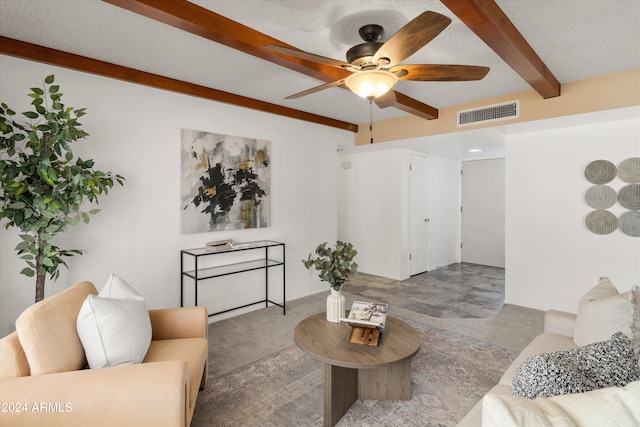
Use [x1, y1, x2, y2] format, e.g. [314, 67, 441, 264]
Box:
[424, 218, 429, 222]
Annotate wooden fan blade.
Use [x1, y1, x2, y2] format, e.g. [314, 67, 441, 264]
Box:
[265, 44, 352, 69]
[389, 64, 490, 81]
[373, 90, 397, 109]
[373, 11, 451, 68]
[285, 79, 346, 99]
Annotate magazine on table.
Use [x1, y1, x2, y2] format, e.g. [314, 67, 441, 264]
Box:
[340, 301, 389, 330]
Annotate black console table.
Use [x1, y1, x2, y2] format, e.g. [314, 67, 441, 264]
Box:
[180, 240, 285, 317]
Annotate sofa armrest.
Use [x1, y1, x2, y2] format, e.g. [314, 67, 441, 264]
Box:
[0, 361, 188, 427]
[0, 332, 30, 380]
[149, 306, 208, 340]
[544, 309, 576, 338]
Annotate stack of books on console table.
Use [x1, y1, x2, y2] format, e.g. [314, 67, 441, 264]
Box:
[339, 301, 389, 347]
[205, 239, 235, 251]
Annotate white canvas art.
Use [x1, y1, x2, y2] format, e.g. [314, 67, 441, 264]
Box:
[181, 129, 271, 233]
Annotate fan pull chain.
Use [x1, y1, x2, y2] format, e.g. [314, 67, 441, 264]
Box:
[369, 100, 374, 144]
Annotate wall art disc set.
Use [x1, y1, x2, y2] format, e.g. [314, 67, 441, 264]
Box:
[584, 157, 639, 237]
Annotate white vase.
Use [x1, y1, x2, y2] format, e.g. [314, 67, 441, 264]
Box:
[326, 287, 345, 323]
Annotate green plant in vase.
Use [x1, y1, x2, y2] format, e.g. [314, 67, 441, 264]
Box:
[303, 241, 358, 322]
[302, 241, 358, 290]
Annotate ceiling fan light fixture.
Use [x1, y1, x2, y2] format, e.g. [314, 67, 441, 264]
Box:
[345, 70, 398, 100]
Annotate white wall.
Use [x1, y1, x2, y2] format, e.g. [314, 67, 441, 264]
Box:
[0, 55, 352, 335]
[337, 149, 408, 280]
[505, 117, 640, 313]
[461, 158, 506, 268]
[337, 149, 459, 280]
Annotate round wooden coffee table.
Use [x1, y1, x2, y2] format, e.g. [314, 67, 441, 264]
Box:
[294, 313, 421, 427]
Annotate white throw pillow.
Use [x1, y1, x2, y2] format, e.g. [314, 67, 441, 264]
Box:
[482, 381, 640, 427]
[76, 274, 152, 369]
[100, 272, 145, 300]
[573, 277, 639, 355]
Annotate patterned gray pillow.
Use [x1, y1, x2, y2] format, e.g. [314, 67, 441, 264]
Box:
[511, 332, 640, 399]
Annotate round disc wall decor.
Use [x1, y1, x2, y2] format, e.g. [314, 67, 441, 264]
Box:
[619, 211, 640, 237]
[584, 185, 617, 209]
[585, 210, 619, 235]
[618, 157, 640, 183]
[584, 160, 617, 184]
[617, 184, 640, 210]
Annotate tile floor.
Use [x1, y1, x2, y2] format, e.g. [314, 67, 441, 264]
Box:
[347, 262, 505, 318]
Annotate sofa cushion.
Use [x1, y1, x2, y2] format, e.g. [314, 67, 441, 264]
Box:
[511, 332, 640, 399]
[483, 380, 640, 427]
[76, 274, 152, 369]
[15, 281, 97, 376]
[0, 361, 188, 427]
[573, 277, 640, 355]
[144, 338, 209, 416]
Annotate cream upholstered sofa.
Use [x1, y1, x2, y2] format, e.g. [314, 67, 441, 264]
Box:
[457, 277, 640, 427]
[457, 309, 582, 426]
[0, 280, 208, 427]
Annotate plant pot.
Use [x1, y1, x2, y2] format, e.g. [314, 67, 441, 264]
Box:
[326, 287, 345, 323]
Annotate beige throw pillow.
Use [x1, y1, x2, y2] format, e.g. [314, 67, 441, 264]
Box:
[573, 277, 640, 355]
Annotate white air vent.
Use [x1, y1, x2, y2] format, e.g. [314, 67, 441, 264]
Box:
[457, 100, 519, 127]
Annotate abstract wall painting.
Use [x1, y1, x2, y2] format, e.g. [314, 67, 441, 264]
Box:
[181, 129, 270, 233]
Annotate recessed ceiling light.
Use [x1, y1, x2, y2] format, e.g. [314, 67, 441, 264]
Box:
[468, 148, 484, 153]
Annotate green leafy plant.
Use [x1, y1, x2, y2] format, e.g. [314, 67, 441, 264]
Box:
[302, 241, 358, 291]
[0, 75, 125, 302]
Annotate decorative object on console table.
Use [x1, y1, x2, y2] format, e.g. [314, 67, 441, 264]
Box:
[302, 241, 358, 322]
[205, 239, 235, 251]
[340, 301, 389, 347]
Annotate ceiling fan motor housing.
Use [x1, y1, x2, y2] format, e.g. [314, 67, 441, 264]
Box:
[347, 42, 384, 68]
[359, 24, 383, 42]
[347, 24, 387, 68]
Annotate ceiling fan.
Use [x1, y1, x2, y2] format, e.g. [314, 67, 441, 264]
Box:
[265, 11, 489, 109]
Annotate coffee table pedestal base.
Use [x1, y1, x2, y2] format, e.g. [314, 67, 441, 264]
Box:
[324, 359, 412, 427]
[324, 365, 358, 427]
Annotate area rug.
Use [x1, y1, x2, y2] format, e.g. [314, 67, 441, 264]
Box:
[192, 314, 517, 427]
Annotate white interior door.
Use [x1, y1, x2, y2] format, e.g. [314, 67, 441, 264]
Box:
[409, 154, 430, 275]
[461, 158, 505, 267]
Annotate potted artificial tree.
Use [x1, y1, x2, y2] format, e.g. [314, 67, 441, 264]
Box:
[302, 241, 358, 322]
[0, 75, 125, 302]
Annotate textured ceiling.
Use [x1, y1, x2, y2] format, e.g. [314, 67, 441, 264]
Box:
[1, 0, 639, 134]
